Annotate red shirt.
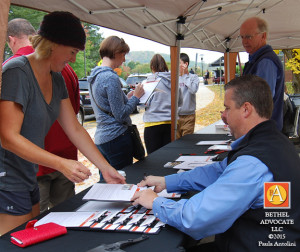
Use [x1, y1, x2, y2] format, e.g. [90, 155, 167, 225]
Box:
[37, 64, 80, 176]
[2, 46, 34, 65]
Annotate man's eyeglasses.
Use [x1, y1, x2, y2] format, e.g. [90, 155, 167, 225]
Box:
[239, 32, 264, 40]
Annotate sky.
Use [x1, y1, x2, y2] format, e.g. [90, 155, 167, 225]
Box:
[99, 27, 248, 65]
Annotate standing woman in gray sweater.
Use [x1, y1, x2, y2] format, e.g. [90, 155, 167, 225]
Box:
[88, 36, 144, 170]
[143, 54, 182, 154]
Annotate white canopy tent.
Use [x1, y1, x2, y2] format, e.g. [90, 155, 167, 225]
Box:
[7, 0, 300, 52]
[2, 0, 300, 139]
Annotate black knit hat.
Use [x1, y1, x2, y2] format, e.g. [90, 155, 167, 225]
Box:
[38, 11, 86, 50]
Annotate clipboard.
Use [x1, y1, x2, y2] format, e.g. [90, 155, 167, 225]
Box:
[138, 79, 160, 104]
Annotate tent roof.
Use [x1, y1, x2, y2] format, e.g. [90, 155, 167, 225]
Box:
[11, 0, 300, 53]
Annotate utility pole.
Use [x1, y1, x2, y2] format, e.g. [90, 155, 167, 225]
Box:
[195, 53, 198, 72]
[200, 54, 204, 76]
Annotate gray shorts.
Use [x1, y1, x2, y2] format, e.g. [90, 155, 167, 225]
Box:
[0, 184, 40, 215]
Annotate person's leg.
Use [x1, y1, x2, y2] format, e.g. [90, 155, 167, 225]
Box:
[37, 173, 52, 213]
[49, 171, 75, 208]
[180, 114, 196, 136]
[0, 185, 40, 235]
[176, 116, 184, 139]
[144, 125, 171, 154]
[161, 124, 172, 146]
[144, 126, 160, 154]
[0, 212, 33, 235]
[97, 129, 133, 170]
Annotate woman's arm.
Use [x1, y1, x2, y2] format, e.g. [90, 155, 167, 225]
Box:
[57, 98, 125, 184]
[0, 100, 91, 183]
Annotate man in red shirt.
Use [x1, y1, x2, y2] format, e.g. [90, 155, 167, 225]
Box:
[4, 18, 80, 212]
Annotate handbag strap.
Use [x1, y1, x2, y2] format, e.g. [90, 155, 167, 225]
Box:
[89, 69, 117, 118]
[89, 71, 129, 126]
[90, 82, 114, 118]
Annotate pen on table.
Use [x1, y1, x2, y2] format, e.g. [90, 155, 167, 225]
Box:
[215, 150, 226, 154]
[179, 153, 197, 156]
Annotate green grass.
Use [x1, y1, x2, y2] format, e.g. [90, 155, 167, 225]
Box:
[196, 85, 225, 127]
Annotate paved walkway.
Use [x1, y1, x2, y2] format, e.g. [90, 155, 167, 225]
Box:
[75, 82, 215, 193]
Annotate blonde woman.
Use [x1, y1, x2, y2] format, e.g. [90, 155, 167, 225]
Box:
[0, 12, 124, 235]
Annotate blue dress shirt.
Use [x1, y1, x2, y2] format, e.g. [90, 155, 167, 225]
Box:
[152, 136, 274, 240]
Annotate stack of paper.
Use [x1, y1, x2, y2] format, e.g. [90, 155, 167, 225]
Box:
[164, 155, 217, 170]
[82, 183, 181, 202]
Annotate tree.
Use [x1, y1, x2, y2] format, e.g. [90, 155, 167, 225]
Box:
[282, 49, 300, 93]
[6, 6, 104, 79]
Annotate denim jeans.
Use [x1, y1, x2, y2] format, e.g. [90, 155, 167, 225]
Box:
[96, 129, 133, 171]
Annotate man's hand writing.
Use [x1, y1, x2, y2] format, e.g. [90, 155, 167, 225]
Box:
[131, 189, 158, 209]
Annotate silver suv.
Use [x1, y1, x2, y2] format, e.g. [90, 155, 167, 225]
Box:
[126, 73, 149, 89]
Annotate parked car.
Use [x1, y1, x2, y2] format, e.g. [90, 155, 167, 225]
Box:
[126, 73, 149, 89]
[77, 78, 94, 125]
[119, 77, 131, 95]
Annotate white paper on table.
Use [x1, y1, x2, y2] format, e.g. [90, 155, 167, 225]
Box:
[207, 144, 232, 151]
[196, 140, 233, 145]
[138, 80, 160, 104]
[82, 183, 140, 202]
[142, 186, 181, 198]
[157, 189, 181, 198]
[34, 212, 99, 227]
[76, 201, 132, 212]
[175, 155, 216, 162]
[215, 121, 230, 131]
[173, 160, 216, 170]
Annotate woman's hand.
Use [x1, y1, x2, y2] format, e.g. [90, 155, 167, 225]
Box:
[127, 90, 134, 99]
[59, 159, 92, 183]
[133, 83, 145, 99]
[101, 166, 126, 184]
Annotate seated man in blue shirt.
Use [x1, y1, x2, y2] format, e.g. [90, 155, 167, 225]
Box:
[132, 75, 300, 251]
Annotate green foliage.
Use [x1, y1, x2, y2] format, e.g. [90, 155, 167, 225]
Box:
[127, 61, 138, 70]
[285, 82, 294, 95]
[131, 63, 151, 74]
[6, 6, 104, 78]
[285, 49, 300, 74]
[126, 51, 170, 64]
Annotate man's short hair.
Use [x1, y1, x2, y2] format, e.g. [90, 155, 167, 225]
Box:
[7, 18, 36, 41]
[180, 53, 190, 66]
[225, 75, 273, 119]
[99, 36, 130, 59]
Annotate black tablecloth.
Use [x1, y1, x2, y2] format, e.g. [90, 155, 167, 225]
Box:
[0, 134, 231, 252]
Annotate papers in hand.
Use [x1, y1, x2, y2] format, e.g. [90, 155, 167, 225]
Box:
[138, 79, 160, 104]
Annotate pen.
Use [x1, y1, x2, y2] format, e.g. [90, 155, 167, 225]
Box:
[215, 150, 226, 154]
